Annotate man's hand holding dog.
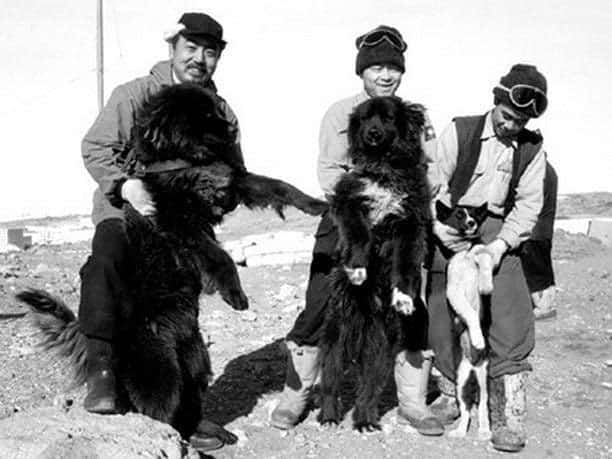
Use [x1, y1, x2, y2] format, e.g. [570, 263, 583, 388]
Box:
[122, 178, 156, 216]
[433, 220, 474, 252]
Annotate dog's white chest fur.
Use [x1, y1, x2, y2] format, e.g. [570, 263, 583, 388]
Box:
[361, 179, 405, 224]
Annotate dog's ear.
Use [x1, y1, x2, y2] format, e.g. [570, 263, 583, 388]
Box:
[474, 202, 489, 222]
[435, 200, 453, 222]
[401, 102, 426, 140]
[347, 106, 363, 152]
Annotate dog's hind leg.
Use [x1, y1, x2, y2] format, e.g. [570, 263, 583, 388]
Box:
[448, 358, 472, 438]
[121, 330, 182, 425]
[475, 360, 491, 440]
[176, 333, 238, 446]
[317, 316, 345, 427]
[352, 322, 388, 432]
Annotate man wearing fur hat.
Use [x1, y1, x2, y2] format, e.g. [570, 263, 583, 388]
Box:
[428, 63, 549, 452]
[79, 12, 241, 452]
[270, 25, 444, 436]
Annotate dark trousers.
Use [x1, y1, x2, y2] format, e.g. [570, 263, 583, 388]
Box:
[78, 218, 133, 342]
[286, 211, 338, 346]
[427, 217, 535, 380]
[520, 239, 555, 293]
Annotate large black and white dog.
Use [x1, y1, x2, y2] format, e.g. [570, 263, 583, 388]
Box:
[317, 96, 432, 431]
[16, 83, 327, 448]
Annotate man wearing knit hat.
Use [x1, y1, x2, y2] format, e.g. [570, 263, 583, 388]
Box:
[428, 63, 549, 452]
[270, 25, 444, 436]
[79, 12, 241, 453]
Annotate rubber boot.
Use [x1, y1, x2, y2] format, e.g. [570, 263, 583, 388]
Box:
[270, 341, 320, 429]
[429, 371, 460, 425]
[83, 337, 118, 414]
[489, 372, 527, 452]
[395, 350, 444, 436]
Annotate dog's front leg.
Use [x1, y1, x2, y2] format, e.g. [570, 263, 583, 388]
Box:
[193, 235, 249, 311]
[390, 219, 426, 315]
[332, 204, 371, 286]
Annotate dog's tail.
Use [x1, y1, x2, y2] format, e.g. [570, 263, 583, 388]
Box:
[15, 289, 87, 386]
[235, 172, 328, 219]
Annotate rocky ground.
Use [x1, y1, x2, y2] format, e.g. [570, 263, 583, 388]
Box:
[1, 204, 611, 458]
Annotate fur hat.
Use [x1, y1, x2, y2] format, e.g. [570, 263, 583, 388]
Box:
[355, 25, 406, 75]
[164, 12, 226, 50]
[493, 64, 548, 117]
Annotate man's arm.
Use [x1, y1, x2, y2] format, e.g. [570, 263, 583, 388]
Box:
[497, 148, 546, 249]
[317, 104, 351, 198]
[82, 85, 155, 215]
[217, 97, 245, 165]
[430, 122, 472, 252]
[81, 85, 135, 206]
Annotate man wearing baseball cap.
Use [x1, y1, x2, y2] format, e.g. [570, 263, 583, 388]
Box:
[79, 12, 241, 453]
[270, 25, 444, 436]
[428, 63, 549, 452]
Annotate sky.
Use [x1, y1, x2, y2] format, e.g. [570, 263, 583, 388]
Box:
[1, 0, 611, 221]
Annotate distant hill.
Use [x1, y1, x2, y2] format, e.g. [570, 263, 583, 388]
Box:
[556, 192, 612, 218]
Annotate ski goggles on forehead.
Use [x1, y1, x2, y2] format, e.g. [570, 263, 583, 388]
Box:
[357, 29, 407, 52]
[496, 84, 548, 116]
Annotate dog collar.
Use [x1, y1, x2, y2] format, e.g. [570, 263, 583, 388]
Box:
[134, 159, 193, 176]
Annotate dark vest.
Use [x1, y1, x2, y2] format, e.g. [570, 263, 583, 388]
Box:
[448, 114, 543, 215]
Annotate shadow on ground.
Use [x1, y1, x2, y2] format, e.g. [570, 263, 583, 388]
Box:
[201, 338, 429, 428]
[202, 339, 287, 424]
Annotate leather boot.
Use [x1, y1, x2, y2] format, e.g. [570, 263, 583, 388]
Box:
[489, 372, 527, 452]
[429, 371, 460, 425]
[83, 337, 118, 414]
[395, 350, 444, 436]
[270, 341, 320, 429]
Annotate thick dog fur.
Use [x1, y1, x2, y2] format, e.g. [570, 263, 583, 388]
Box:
[435, 200, 493, 439]
[16, 83, 327, 442]
[317, 96, 432, 431]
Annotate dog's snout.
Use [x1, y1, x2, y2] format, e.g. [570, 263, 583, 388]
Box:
[367, 128, 383, 141]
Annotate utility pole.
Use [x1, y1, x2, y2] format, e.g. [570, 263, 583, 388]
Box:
[96, 0, 104, 112]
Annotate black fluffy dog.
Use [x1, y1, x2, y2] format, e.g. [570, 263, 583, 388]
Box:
[317, 96, 432, 431]
[16, 83, 327, 449]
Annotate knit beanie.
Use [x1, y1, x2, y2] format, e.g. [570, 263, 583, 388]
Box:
[493, 64, 548, 117]
[355, 25, 406, 75]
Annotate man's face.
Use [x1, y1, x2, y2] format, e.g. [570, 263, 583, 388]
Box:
[491, 103, 531, 140]
[361, 65, 402, 97]
[171, 35, 220, 84]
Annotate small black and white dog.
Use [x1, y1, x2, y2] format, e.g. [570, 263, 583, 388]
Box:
[317, 96, 432, 431]
[16, 83, 327, 449]
[435, 200, 493, 439]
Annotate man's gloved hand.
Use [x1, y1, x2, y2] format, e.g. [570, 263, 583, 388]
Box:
[484, 238, 509, 268]
[121, 178, 156, 216]
[433, 220, 473, 252]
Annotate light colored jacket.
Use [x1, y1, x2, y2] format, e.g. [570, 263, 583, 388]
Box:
[82, 60, 241, 225]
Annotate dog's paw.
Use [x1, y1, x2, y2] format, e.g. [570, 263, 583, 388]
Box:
[448, 427, 468, 438]
[470, 331, 486, 350]
[478, 271, 494, 295]
[477, 427, 492, 441]
[355, 421, 381, 433]
[222, 288, 249, 311]
[391, 287, 415, 315]
[344, 266, 367, 285]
